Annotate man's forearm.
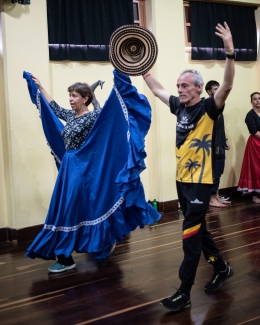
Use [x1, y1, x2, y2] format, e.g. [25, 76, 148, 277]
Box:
[143, 72, 164, 97]
[222, 57, 235, 95]
[143, 72, 170, 106]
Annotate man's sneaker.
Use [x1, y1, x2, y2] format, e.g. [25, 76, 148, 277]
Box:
[204, 262, 234, 292]
[160, 290, 191, 312]
[219, 195, 230, 201]
[48, 262, 76, 273]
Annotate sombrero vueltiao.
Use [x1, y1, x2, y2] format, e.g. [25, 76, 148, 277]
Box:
[109, 25, 158, 76]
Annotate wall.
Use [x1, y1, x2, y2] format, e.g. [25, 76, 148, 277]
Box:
[0, 0, 54, 228]
[0, 0, 259, 229]
[0, 3, 10, 228]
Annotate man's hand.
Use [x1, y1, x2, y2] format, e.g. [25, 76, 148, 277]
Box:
[224, 140, 230, 150]
[215, 22, 234, 55]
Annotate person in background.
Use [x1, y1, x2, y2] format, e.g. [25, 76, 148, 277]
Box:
[205, 80, 231, 207]
[238, 92, 260, 203]
[142, 22, 235, 312]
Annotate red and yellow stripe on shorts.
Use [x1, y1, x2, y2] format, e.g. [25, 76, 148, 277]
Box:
[183, 223, 201, 239]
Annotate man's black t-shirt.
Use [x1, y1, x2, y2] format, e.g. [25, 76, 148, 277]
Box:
[169, 95, 222, 184]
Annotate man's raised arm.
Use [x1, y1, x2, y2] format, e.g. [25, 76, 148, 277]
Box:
[142, 73, 171, 107]
[214, 22, 235, 110]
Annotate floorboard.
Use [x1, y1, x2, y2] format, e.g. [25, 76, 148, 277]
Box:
[1, 197, 260, 325]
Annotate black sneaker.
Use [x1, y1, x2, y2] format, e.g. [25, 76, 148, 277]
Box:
[160, 290, 191, 312]
[204, 262, 234, 292]
[219, 195, 230, 201]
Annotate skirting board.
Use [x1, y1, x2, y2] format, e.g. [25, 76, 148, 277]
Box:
[0, 186, 240, 243]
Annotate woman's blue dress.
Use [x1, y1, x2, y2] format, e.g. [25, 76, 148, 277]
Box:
[23, 70, 161, 260]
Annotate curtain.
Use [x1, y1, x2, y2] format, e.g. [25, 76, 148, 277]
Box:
[47, 0, 134, 61]
[190, 1, 257, 61]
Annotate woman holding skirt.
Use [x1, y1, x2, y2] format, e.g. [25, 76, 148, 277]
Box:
[238, 92, 260, 203]
[23, 70, 160, 273]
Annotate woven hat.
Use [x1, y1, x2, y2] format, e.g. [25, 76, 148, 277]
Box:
[109, 25, 158, 76]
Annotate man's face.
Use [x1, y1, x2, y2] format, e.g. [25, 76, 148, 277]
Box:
[177, 73, 202, 107]
[208, 85, 219, 97]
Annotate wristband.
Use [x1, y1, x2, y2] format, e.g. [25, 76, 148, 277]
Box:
[225, 52, 236, 59]
[143, 73, 151, 79]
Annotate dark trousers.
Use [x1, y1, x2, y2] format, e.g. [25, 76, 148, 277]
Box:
[57, 254, 75, 266]
[212, 148, 225, 195]
[177, 181, 224, 289]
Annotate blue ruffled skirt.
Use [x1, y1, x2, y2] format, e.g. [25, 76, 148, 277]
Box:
[25, 70, 161, 260]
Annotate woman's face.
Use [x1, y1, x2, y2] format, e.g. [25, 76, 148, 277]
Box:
[251, 94, 260, 109]
[69, 91, 88, 111]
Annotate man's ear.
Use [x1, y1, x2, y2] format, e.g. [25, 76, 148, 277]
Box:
[197, 84, 203, 94]
[206, 90, 211, 96]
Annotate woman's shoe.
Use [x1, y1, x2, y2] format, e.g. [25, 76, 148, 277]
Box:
[48, 261, 76, 273]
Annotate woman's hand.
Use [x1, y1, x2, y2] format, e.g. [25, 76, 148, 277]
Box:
[254, 131, 260, 139]
[31, 74, 43, 90]
[30, 74, 53, 104]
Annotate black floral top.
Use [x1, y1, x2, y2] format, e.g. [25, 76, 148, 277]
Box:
[49, 101, 101, 150]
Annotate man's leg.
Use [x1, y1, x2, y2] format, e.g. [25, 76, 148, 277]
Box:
[178, 182, 212, 292]
[201, 215, 233, 291]
[210, 151, 227, 207]
[160, 182, 211, 312]
[215, 152, 231, 204]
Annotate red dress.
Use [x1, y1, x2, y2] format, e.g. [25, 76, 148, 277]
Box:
[238, 134, 260, 192]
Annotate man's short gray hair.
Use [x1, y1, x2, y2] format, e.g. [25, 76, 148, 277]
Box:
[180, 69, 204, 95]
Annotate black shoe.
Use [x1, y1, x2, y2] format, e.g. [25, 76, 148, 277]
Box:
[160, 290, 191, 312]
[219, 195, 230, 201]
[204, 262, 234, 292]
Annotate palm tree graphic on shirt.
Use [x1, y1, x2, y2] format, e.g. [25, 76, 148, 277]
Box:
[189, 134, 211, 183]
[185, 159, 201, 182]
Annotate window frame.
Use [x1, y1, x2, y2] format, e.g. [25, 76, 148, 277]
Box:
[133, 0, 146, 27]
[183, 1, 191, 50]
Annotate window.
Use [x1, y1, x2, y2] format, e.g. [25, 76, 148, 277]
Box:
[183, 2, 191, 47]
[187, 1, 257, 61]
[47, 0, 146, 61]
[133, 0, 146, 27]
[47, 0, 134, 61]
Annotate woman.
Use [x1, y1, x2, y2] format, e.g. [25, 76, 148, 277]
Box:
[238, 92, 260, 203]
[24, 70, 160, 273]
[31, 75, 105, 271]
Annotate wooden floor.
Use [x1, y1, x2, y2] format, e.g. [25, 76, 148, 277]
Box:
[1, 196, 260, 325]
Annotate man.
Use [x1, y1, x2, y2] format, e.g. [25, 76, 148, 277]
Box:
[142, 22, 235, 312]
[205, 80, 231, 207]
